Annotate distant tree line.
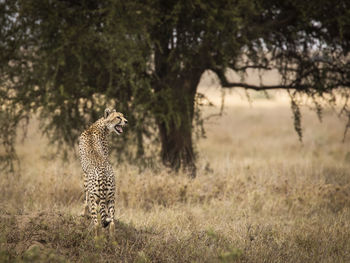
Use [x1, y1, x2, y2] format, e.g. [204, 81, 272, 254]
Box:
[1, 0, 350, 177]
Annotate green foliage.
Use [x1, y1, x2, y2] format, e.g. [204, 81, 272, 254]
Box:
[290, 95, 303, 142]
[1, 0, 350, 172]
[0, 0, 156, 170]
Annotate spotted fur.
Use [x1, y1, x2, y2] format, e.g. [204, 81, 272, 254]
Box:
[79, 108, 127, 235]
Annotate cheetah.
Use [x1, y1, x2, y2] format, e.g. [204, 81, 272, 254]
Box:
[79, 108, 128, 235]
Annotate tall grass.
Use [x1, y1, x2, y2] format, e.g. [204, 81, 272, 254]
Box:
[1, 88, 350, 262]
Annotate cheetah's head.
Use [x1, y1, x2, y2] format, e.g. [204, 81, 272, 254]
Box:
[104, 108, 128, 135]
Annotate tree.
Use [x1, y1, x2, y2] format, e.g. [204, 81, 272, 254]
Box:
[0, 0, 154, 173]
[1, 0, 350, 177]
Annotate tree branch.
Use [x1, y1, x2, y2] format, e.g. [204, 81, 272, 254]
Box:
[230, 64, 272, 71]
[221, 82, 306, 90]
[212, 67, 307, 91]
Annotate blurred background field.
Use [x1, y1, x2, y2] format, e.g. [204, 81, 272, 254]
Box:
[2, 1, 350, 262]
[1, 72, 350, 262]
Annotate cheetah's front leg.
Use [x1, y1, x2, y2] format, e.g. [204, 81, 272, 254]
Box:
[83, 191, 90, 217]
[107, 192, 115, 237]
[80, 177, 90, 217]
[89, 192, 99, 236]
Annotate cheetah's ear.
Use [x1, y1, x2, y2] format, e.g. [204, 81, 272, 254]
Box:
[104, 108, 111, 118]
[104, 108, 116, 119]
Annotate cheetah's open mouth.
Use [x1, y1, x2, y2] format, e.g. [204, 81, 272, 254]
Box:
[114, 124, 124, 134]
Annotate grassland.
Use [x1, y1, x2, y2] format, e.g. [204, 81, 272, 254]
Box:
[1, 83, 350, 262]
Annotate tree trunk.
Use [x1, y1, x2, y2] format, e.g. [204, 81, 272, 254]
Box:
[152, 28, 204, 177]
[156, 74, 202, 178]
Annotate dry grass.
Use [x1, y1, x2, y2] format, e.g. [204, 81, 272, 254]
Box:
[1, 85, 350, 262]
